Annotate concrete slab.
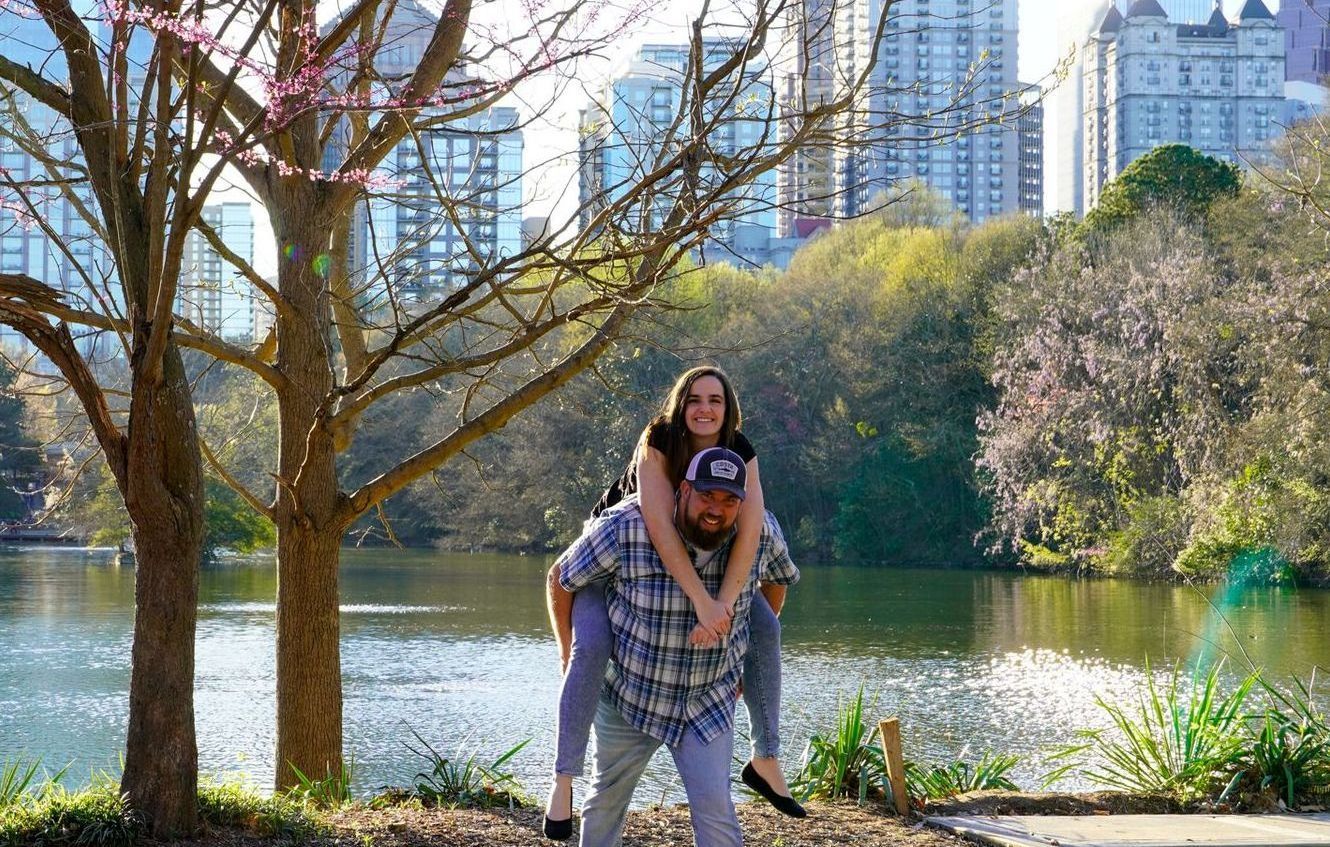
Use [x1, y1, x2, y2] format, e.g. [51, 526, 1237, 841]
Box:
[926, 814, 1330, 847]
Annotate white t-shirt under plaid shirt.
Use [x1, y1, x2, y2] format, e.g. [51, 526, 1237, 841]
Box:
[558, 495, 799, 747]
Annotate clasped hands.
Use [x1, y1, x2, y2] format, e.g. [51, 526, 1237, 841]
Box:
[688, 596, 735, 647]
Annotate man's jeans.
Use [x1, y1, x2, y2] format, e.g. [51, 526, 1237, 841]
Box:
[580, 699, 740, 847]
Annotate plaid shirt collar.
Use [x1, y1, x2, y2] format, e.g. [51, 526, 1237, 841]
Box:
[558, 496, 798, 747]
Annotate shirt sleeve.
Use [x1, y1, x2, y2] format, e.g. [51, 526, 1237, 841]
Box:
[756, 511, 799, 586]
[732, 430, 757, 463]
[558, 514, 622, 592]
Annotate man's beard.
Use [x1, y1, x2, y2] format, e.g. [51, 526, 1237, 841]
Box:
[681, 517, 730, 550]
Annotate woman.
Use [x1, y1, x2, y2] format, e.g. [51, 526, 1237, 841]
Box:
[543, 366, 802, 841]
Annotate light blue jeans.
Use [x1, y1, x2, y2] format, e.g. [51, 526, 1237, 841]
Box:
[554, 582, 782, 776]
[580, 698, 740, 847]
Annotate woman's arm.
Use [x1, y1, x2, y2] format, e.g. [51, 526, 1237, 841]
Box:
[717, 457, 765, 611]
[638, 445, 732, 641]
[546, 564, 574, 672]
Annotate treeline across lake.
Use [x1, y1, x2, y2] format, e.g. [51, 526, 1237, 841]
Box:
[36, 146, 1330, 583]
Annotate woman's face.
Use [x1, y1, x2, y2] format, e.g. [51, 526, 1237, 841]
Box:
[683, 375, 726, 441]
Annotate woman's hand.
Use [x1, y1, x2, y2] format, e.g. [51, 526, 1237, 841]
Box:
[689, 597, 732, 646]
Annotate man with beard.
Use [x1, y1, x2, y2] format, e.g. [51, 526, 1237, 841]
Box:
[554, 446, 800, 847]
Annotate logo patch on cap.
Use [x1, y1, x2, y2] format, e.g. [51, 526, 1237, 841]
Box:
[709, 459, 739, 480]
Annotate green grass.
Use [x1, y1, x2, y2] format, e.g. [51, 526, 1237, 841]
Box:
[0, 776, 143, 847]
[284, 758, 355, 808]
[198, 779, 323, 840]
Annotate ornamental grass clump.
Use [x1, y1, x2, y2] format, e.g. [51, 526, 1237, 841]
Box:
[405, 729, 530, 809]
[791, 686, 888, 804]
[1045, 661, 1255, 803]
[906, 752, 1021, 800]
[1242, 675, 1330, 808]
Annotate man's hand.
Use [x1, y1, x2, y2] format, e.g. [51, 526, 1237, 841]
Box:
[689, 597, 732, 646]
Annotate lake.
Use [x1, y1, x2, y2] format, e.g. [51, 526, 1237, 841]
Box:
[1, 546, 1326, 804]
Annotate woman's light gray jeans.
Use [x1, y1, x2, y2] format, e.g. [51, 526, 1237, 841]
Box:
[554, 580, 782, 776]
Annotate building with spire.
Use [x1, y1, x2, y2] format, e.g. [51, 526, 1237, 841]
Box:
[1082, 0, 1285, 211]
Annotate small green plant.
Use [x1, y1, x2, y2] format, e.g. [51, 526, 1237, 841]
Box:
[284, 757, 355, 808]
[791, 686, 886, 804]
[1243, 675, 1330, 807]
[198, 780, 321, 840]
[1044, 661, 1255, 803]
[906, 752, 1021, 799]
[0, 781, 143, 847]
[405, 729, 530, 809]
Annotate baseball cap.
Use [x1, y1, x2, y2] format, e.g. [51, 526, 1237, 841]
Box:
[684, 447, 747, 500]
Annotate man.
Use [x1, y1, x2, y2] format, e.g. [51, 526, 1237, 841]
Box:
[554, 446, 799, 847]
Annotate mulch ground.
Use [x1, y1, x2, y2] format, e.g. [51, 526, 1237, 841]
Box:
[166, 799, 969, 846]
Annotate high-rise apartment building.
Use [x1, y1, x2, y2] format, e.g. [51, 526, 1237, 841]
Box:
[1082, 0, 1285, 210]
[0, 12, 117, 354]
[578, 40, 779, 261]
[179, 203, 255, 342]
[1278, 0, 1330, 83]
[1018, 93, 1044, 217]
[775, 0, 1022, 229]
[1046, 0, 1261, 216]
[324, 0, 523, 309]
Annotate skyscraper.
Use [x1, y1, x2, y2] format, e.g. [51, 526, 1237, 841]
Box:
[1278, 0, 1330, 83]
[1082, 0, 1285, 210]
[578, 40, 778, 259]
[323, 0, 524, 310]
[0, 12, 116, 354]
[1018, 93, 1045, 217]
[179, 203, 256, 342]
[775, 0, 1023, 228]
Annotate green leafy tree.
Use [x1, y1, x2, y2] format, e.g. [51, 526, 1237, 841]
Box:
[1083, 144, 1242, 235]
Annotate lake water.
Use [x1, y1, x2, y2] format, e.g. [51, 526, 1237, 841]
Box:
[1, 546, 1326, 804]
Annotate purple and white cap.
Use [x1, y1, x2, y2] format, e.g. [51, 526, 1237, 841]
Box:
[684, 447, 747, 500]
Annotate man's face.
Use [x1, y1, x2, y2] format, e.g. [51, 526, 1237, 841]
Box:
[677, 482, 743, 550]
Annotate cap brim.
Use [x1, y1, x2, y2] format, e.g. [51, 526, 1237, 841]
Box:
[692, 481, 747, 501]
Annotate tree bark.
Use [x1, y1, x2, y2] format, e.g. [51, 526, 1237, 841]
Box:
[272, 197, 346, 789]
[119, 344, 205, 836]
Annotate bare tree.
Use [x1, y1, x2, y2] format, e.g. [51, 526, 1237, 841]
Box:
[0, 0, 1027, 804]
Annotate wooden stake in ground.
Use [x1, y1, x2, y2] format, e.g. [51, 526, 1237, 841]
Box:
[879, 718, 909, 815]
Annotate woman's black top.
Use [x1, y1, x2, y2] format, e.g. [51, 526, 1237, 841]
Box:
[590, 423, 756, 518]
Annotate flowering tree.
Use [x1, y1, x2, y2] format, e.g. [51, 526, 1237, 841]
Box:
[0, 0, 1024, 824]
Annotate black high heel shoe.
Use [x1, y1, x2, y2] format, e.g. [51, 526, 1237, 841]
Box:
[742, 762, 808, 818]
[542, 791, 573, 841]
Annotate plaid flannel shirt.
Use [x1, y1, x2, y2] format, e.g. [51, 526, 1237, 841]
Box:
[558, 495, 799, 747]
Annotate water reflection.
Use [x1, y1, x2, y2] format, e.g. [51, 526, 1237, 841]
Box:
[1, 547, 1326, 804]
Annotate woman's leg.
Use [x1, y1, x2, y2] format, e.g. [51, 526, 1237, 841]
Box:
[554, 580, 612, 777]
[742, 589, 782, 762]
[546, 581, 612, 836]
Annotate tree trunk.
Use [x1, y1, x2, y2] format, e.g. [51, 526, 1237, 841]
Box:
[120, 345, 205, 836]
[272, 201, 346, 789]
